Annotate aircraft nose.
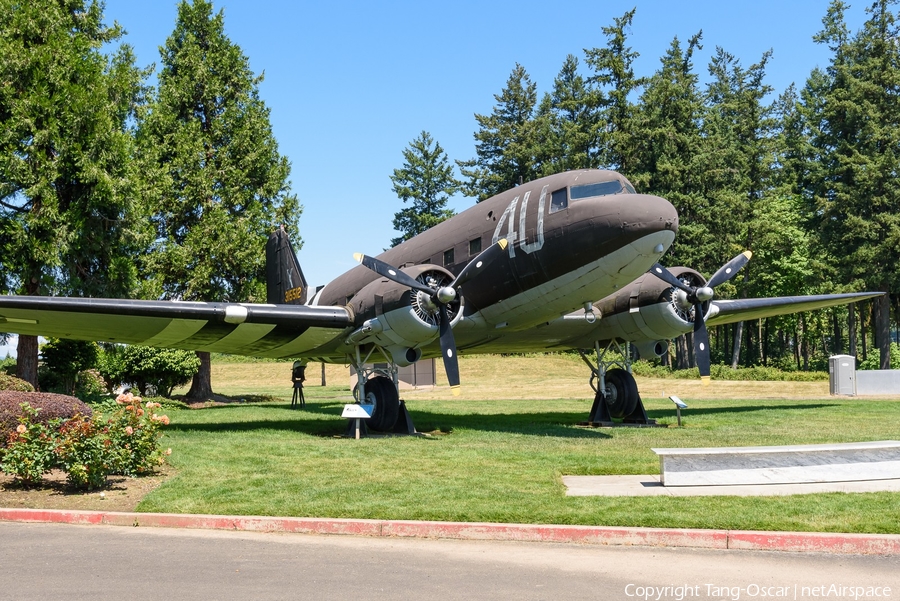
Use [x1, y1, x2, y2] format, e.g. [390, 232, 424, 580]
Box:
[621, 193, 679, 237]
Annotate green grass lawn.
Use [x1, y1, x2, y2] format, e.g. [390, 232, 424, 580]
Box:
[142, 358, 900, 533]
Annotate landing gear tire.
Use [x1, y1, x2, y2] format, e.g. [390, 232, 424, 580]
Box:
[604, 368, 638, 418]
[364, 376, 400, 431]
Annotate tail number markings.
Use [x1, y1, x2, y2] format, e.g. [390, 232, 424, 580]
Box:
[284, 286, 305, 303]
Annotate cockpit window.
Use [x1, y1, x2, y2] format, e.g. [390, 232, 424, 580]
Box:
[570, 180, 624, 200]
[623, 180, 636, 194]
[549, 188, 568, 214]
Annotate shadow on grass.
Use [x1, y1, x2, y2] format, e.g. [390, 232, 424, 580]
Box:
[165, 399, 841, 439]
[165, 401, 615, 439]
[649, 403, 838, 418]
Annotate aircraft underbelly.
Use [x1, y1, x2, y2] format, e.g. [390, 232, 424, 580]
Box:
[472, 230, 673, 332]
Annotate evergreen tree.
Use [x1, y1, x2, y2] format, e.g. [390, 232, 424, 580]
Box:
[584, 8, 644, 172]
[458, 64, 542, 201]
[390, 131, 459, 247]
[630, 34, 706, 267]
[626, 34, 706, 369]
[702, 48, 778, 367]
[137, 0, 300, 399]
[807, 0, 900, 369]
[0, 0, 146, 386]
[536, 54, 601, 174]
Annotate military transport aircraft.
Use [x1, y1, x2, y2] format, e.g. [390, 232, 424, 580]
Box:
[0, 169, 879, 430]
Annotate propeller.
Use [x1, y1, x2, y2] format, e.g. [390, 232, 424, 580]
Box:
[649, 251, 752, 383]
[354, 239, 509, 395]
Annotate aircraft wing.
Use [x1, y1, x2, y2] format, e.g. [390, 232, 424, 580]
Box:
[0, 296, 354, 358]
[706, 292, 881, 327]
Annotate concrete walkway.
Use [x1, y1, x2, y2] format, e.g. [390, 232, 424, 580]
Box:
[562, 475, 900, 497]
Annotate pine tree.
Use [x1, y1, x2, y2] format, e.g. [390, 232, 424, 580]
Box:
[535, 54, 601, 174]
[702, 48, 777, 367]
[390, 132, 459, 247]
[807, 0, 900, 369]
[137, 0, 300, 399]
[584, 8, 644, 173]
[630, 34, 706, 267]
[626, 34, 706, 369]
[0, 0, 146, 386]
[458, 64, 542, 201]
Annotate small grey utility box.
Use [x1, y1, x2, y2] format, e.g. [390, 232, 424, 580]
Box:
[829, 354, 856, 396]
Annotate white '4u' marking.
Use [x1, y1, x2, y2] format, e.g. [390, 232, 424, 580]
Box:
[492, 185, 547, 258]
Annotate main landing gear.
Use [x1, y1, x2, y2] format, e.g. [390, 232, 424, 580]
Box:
[578, 340, 659, 427]
[347, 346, 417, 437]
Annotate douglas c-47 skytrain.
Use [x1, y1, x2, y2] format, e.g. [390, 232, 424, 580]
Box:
[0, 170, 878, 430]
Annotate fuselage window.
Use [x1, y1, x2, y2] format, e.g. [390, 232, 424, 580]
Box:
[469, 237, 482, 256]
[443, 248, 455, 267]
[549, 188, 568, 214]
[570, 180, 624, 200]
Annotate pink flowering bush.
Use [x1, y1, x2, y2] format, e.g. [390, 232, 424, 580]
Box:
[0, 395, 172, 489]
[1, 404, 58, 486]
[55, 415, 114, 490]
[107, 392, 171, 476]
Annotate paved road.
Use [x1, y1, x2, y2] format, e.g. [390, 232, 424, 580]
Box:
[2, 522, 899, 601]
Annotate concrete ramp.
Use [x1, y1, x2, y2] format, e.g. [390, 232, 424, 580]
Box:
[652, 441, 900, 487]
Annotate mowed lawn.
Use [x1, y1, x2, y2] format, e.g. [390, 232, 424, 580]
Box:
[146, 355, 900, 533]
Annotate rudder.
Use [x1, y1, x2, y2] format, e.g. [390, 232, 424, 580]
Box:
[266, 227, 308, 305]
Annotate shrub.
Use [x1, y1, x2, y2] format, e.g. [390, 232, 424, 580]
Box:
[630, 361, 828, 381]
[0, 394, 172, 489]
[0, 392, 92, 446]
[54, 415, 113, 490]
[0, 356, 15, 374]
[107, 392, 171, 476]
[40, 338, 100, 395]
[99, 345, 199, 398]
[96, 343, 126, 389]
[74, 369, 109, 404]
[1, 404, 57, 486]
[858, 343, 900, 370]
[0, 374, 35, 393]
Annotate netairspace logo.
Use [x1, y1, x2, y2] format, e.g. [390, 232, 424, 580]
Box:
[624, 583, 893, 600]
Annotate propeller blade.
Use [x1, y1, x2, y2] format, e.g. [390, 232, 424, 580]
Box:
[438, 303, 461, 396]
[452, 238, 509, 289]
[707, 251, 752, 289]
[648, 263, 693, 292]
[692, 302, 711, 385]
[354, 253, 434, 295]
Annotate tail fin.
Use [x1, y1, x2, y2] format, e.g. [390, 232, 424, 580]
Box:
[266, 227, 308, 305]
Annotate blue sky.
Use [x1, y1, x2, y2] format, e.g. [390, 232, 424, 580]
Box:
[94, 0, 870, 290]
[3, 0, 874, 358]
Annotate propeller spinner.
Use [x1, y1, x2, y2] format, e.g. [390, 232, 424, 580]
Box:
[649, 251, 752, 383]
[354, 239, 509, 395]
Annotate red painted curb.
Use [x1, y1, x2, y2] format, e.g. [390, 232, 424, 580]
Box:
[728, 530, 900, 555]
[1, 508, 897, 555]
[381, 520, 729, 549]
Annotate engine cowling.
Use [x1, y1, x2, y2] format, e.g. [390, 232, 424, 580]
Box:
[594, 267, 708, 357]
[343, 264, 463, 365]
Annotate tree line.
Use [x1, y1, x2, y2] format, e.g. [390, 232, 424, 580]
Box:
[390, 1, 900, 372]
[0, 0, 299, 396]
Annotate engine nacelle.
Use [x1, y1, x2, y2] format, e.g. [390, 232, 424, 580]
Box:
[594, 267, 708, 353]
[634, 339, 669, 359]
[343, 264, 462, 366]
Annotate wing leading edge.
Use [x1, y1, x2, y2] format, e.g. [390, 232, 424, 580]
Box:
[706, 292, 882, 327]
[0, 296, 353, 359]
